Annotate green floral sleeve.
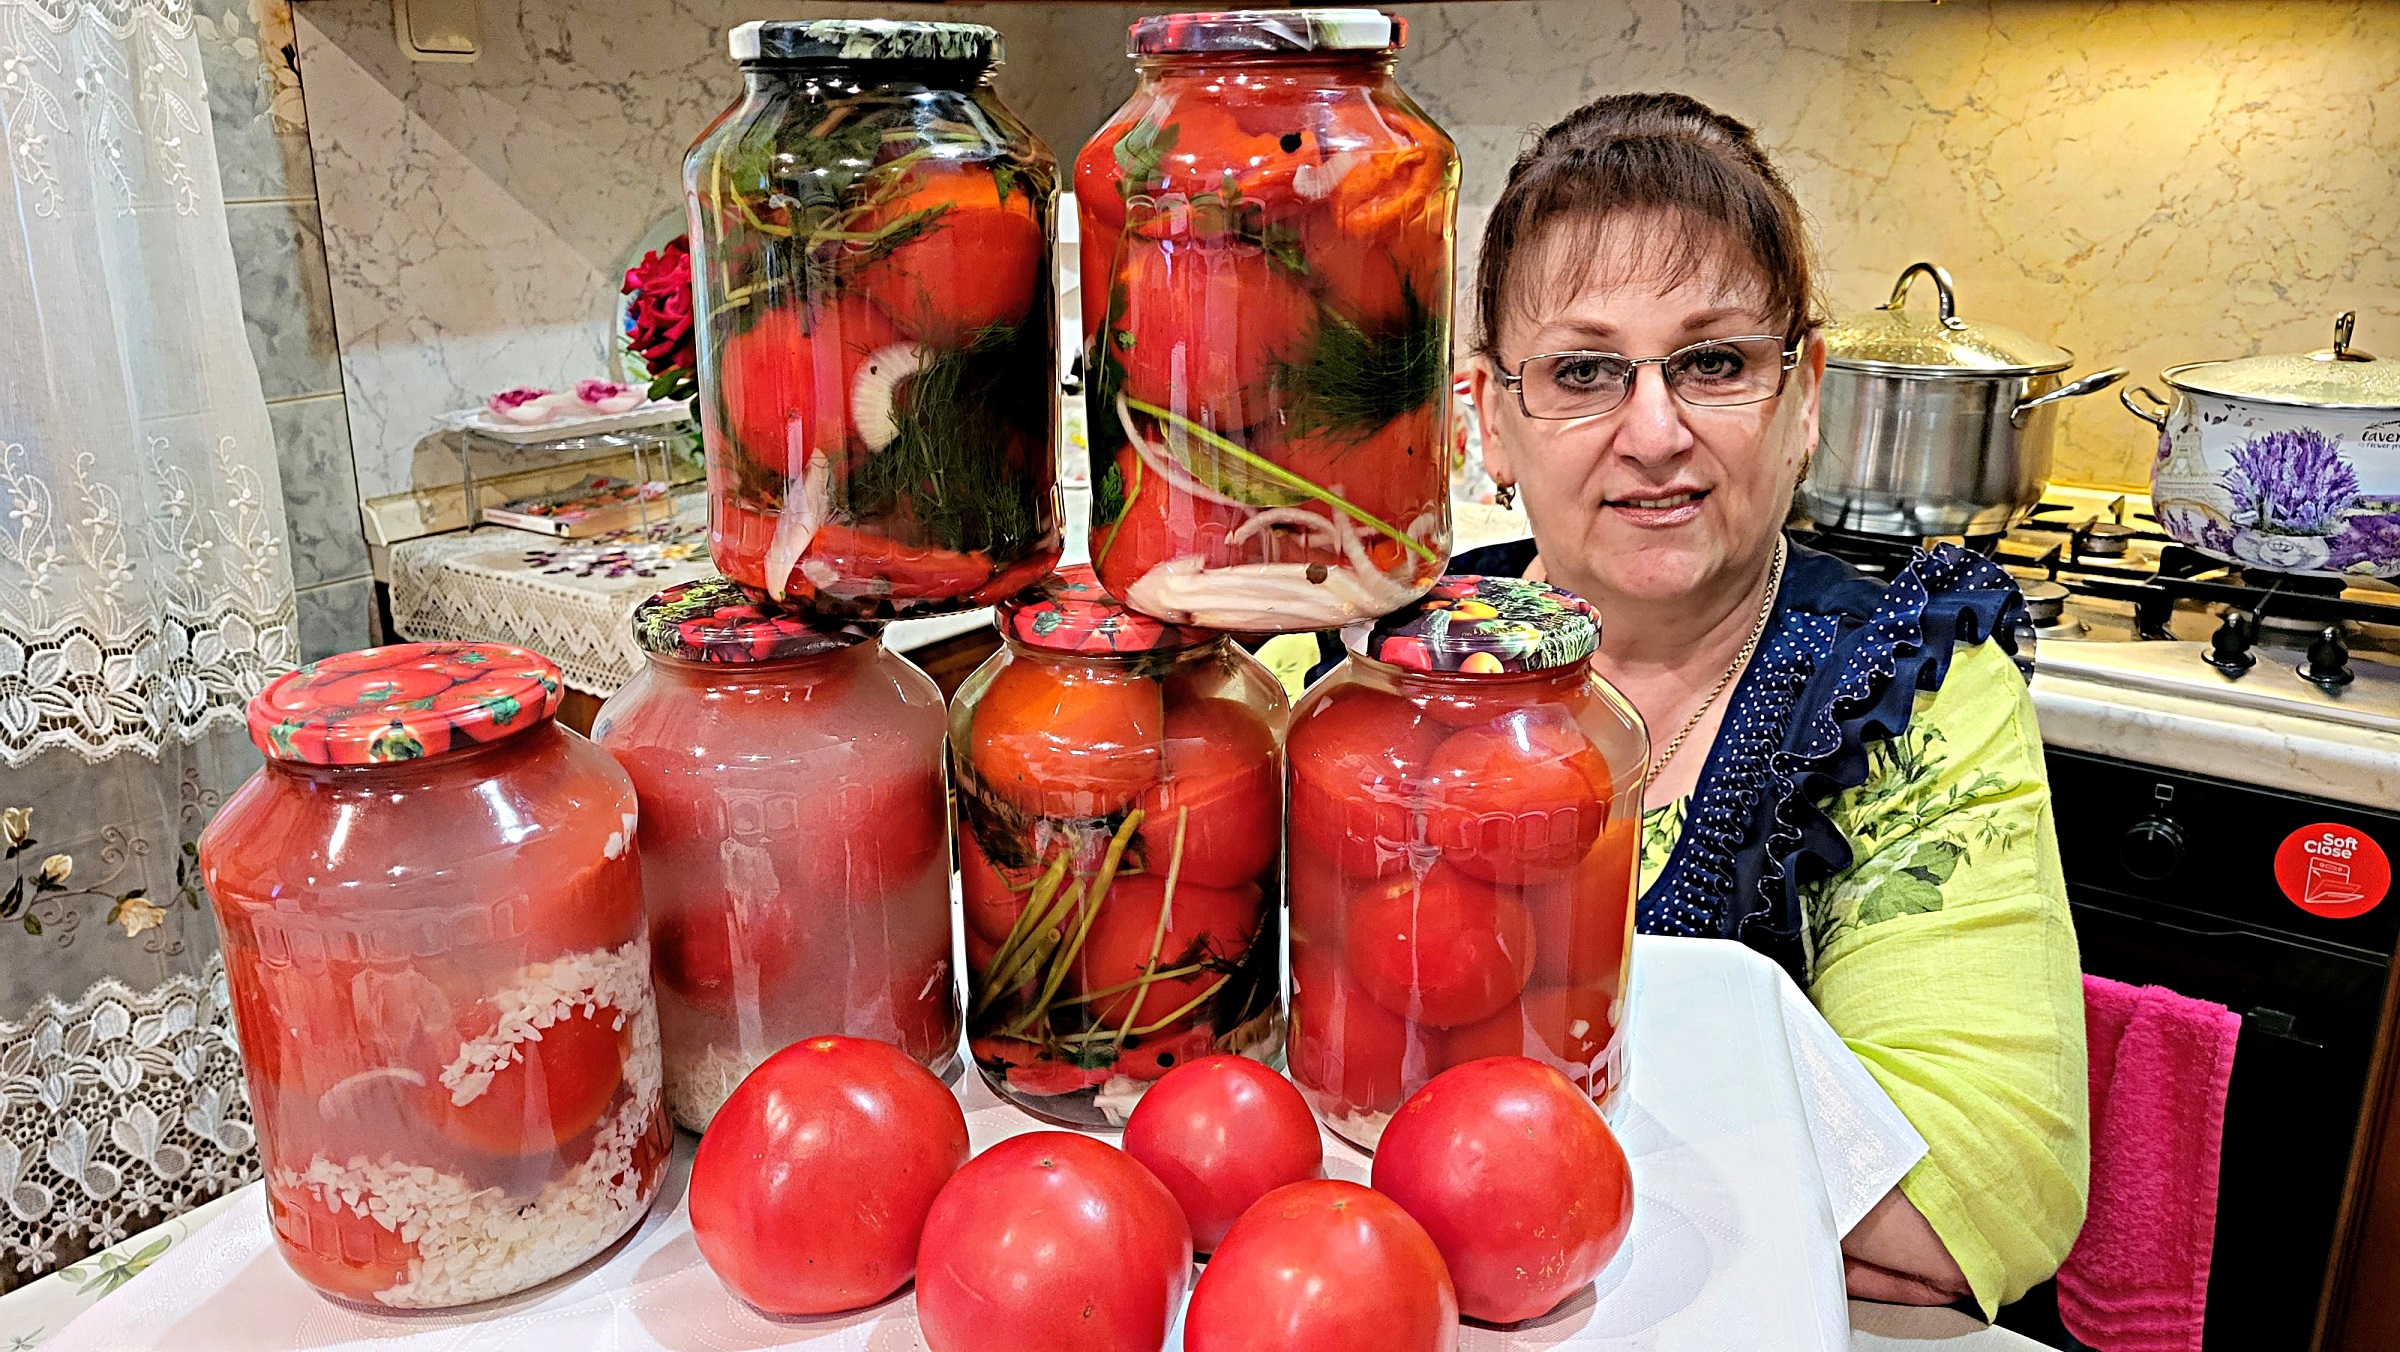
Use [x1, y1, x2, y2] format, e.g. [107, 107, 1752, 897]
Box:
[1801, 639, 2089, 1317]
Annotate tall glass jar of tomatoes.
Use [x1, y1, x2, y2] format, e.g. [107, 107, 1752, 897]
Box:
[952, 566, 1287, 1125]
[1285, 578, 1646, 1150]
[687, 20, 1060, 616]
[198, 644, 670, 1309]
[1075, 9, 1457, 632]
[591, 578, 956, 1132]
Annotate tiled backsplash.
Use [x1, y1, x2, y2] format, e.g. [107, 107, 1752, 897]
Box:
[287, 0, 2399, 513]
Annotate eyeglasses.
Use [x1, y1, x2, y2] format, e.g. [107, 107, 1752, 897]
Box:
[1495, 335, 1803, 420]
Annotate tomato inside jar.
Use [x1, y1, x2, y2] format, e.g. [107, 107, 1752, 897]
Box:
[198, 643, 671, 1309]
[952, 566, 1288, 1125]
[1077, 9, 1459, 632]
[686, 20, 1061, 617]
[1285, 577, 1646, 1149]
[592, 577, 958, 1131]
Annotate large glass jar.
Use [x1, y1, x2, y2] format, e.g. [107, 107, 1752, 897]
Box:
[1285, 578, 1646, 1150]
[686, 20, 1061, 615]
[198, 644, 669, 1309]
[1073, 9, 1458, 632]
[951, 566, 1287, 1125]
[591, 578, 957, 1131]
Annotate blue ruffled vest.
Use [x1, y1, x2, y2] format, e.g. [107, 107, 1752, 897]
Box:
[1397, 534, 2028, 981]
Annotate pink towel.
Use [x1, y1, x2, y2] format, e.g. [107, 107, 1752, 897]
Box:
[2056, 974, 2242, 1352]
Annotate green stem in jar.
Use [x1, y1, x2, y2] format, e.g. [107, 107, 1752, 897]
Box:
[974, 847, 1075, 1015]
[1123, 398, 1440, 566]
[1047, 962, 1207, 1009]
[982, 882, 1076, 1010]
[1057, 975, 1231, 1044]
[1109, 806, 1189, 1050]
[1001, 811, 1146, 1037]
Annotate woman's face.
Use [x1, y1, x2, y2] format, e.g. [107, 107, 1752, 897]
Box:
[1468, 215, 1824, 608]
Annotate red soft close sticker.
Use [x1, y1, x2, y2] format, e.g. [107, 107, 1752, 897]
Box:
[2275, 823, 2392, 919]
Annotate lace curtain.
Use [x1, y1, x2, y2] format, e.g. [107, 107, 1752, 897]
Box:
[0, 0, 293, 1287]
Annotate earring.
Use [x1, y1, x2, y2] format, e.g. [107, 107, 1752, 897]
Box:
[1495, 482, 1518, 510]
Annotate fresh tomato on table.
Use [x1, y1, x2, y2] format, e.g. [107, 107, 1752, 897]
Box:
[1183, 1179, 1458, 1352]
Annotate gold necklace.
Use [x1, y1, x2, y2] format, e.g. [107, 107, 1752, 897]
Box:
[1644, 537, 1787, 786]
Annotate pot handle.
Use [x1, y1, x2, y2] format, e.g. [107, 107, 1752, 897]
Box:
[2010, 367, 2128, 427]
[1882, 262, 1966, 330]
[2119, 384, 2170, 430]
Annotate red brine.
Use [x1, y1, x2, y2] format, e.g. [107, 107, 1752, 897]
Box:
[1076, 9, 1458, 632]
[1283, 578, 1645, 1149]
[199, 643, 670, 1308]
[952, 567, 1288, 1125]
[594, 578, 958, 1130]
[687, 20, 1060, 615]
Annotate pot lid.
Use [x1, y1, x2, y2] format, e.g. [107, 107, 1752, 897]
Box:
[1000, 565, 1218, 654]
[2163, 313, 2400, 410]
[1129, 9, 1404, 57]
[634, 576, 879, 664]
[1822, 262, 2074, 377]
[1365, 576, 1600, 675]
[247, 641, 563, 765]
[730, 20, 1001, 67]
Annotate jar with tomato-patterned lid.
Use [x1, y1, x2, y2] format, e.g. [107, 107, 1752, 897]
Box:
[591, 577, 956, 1132]
[198, 642, 669, 1309]
[687, 19, 1061, 616]
[1075, 8, 1458, 632]
[1285, 577, 1646, 1149]
[952, 565, 1287, 1125]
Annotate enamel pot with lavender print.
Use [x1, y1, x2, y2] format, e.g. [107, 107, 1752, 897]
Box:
[2126, 312, 2400, 579]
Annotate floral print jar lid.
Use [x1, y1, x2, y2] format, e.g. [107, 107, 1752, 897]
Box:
[1365, 575, 1600, 675]
[246, 641, 565, 764]
[633, 576, 880, 664]
[1000, 565, 1217, 655]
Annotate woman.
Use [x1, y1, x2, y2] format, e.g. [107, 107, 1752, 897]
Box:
[1460, 94, 2086, 1316]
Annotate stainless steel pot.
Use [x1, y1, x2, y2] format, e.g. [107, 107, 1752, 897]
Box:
[1801, 263, 2125, 539]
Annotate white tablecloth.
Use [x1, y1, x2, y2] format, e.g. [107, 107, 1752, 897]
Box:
[46, 936, 1922, 1351]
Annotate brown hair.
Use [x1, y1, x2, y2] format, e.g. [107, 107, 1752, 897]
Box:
[1473, 92, 1819, 358]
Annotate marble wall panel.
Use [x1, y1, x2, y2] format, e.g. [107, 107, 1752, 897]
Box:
[295, 0, 2399, 502]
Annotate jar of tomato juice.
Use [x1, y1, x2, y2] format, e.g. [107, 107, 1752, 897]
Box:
[592, 578, 957, 1131]
[953, 566, 1287, 1125]
[1285, 578, 1645, 1149]
[199, 643, 669, 1309]
[1075, 8, 1458, 631]
[687, 20, 1061, 617]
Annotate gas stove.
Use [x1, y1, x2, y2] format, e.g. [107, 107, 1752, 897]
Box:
[1792, 493, 2400, 736]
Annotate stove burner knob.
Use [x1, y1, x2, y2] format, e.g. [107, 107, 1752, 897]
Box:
[2205, 611, 2258, 676]
[2300, 625, 2356, 692]
[2122, 815, 2188, 882]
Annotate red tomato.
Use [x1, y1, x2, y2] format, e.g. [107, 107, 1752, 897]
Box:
[969, 657, 1165, 818]
[1433, 997, 1525, 1072]
[1309, 222, 1444, 332]
[714, 295, 901, 477]
[1288, 686, 1443, 879]
[1371, 1057, 1635, 1323]
[1117, 1024, 1220, 1082]
[1091, 443, 1253, 596]
[690, 1036, 970, 1315]
[1122, 1056, 1323, 1252]
[1074, 875, 1262, 1027]
[960, 829, 1039, 945]
[793, 764, 948, 901]
[1287, 844, 1349, 949]
[1115, 236, 1316, 433]
[1424, 708, 1613, 885]
[266, 1179, 419, 1302]
[1073, 118, 1133, 239]
[1288, 944, 1411, 1119]
[1184, 1180, 1458, 1352]
[433, 1005, 624, 1156]
[1344, 862, 1535, 1028]
[856, 164, 1042, 339]
[916, 1131, 1194, 1352]
[798, 522, 997, 603]
[1135, 697, 1280, 889]
[1525, 815, 1639, 989]
[648, 892, 800, 1017]
[1258, 407, 1444, 536]
[973, 1035, 1115, 1097]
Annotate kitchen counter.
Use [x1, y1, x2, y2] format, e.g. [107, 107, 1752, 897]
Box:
[2031, 668, 2400, 810]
